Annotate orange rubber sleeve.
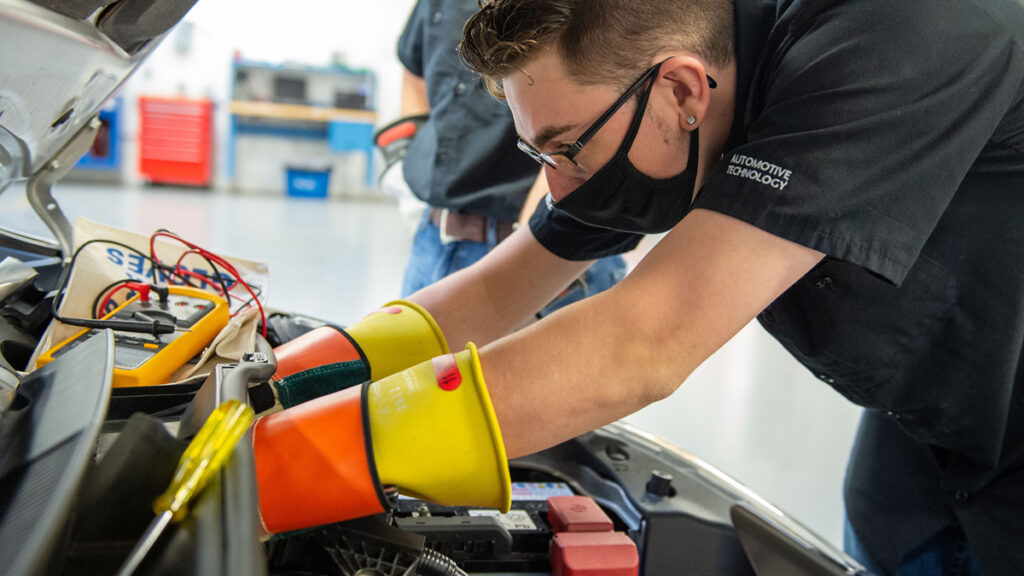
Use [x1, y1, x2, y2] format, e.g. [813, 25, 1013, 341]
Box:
[271, 326, 364, 381]
[252, 383, 385, 533]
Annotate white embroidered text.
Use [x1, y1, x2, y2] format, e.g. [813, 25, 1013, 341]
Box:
[726, 154, 792, 190]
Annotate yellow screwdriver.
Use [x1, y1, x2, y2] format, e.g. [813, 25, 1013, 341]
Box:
[115, 399, 254, 576]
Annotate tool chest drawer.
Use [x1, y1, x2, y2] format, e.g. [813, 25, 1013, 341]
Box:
[138, 97, 213, 187]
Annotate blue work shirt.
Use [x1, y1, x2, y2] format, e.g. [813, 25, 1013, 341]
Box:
[398, 0, 539, 222]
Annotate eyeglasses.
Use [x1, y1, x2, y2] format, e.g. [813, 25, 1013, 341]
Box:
[517, 60, 717, 170]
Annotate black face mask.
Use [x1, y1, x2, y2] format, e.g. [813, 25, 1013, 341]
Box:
[552, 78, 700, 235]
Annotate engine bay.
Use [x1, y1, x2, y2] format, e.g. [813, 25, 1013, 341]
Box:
[0, 337, 862, 575]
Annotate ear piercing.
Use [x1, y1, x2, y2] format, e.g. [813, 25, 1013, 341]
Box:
[686, 116, 696, 125]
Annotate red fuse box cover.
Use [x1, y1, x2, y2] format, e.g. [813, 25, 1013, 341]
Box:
[551, 531, 639, 576]
[548, 495, 615, 533]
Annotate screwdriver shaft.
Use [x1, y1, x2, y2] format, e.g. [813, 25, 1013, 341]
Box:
[115, 510, 172, 576]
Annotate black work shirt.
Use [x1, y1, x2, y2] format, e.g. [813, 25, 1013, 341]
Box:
[398, 0, 539, 222]
[530, 0, 1024, 572]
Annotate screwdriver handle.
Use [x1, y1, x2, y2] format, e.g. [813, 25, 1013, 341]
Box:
[154, 399, 254, 522]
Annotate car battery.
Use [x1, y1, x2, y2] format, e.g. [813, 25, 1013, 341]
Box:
[393, 482, 581, 573]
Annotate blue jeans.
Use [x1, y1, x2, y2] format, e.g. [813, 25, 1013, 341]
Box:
[844, 517, 986, 576]
[401, 210, 626, 316]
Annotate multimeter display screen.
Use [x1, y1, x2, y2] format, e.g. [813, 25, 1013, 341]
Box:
[113, 340, 160, 369]
[50, 330, 163, 370]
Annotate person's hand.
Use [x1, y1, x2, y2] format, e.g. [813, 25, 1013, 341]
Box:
[257, 300, 448, 411]
[252, 343, 510, 534]
[373, 114, 429, 182]
[374, 115, 430, 235]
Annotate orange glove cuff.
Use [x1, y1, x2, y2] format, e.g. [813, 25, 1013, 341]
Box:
[252, 383, 385, 534]
[271, 326, 363, 381]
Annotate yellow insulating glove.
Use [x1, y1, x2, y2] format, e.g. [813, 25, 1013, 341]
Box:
[367, 342, 512, 511]
[264, 300, 449, 410]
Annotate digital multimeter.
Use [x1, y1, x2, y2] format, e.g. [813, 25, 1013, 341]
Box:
[38, 286, 230, 388]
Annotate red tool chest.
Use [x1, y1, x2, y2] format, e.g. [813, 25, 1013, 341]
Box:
[138, 96, 213, 186]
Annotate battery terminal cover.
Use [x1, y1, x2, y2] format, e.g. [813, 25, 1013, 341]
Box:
[547, 495, 614, 533]
[550, 531, 639, 576]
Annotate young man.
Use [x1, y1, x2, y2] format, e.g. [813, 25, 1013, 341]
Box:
[395, 0, 626, 310]
[402, 0, 1022, 573]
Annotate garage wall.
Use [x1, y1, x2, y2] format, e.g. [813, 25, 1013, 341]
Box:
[117, 0, 419, 188]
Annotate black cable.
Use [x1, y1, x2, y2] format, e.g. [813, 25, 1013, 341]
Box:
[91, 278, 136, 319]
[51, 239, 182, 336]
[190, 251, 232, 302]
[231, 286, 264, 315]
[59, 317, 176, 336]
[53, 239, 151, 316]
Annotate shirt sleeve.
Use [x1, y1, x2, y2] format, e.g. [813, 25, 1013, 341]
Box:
[529, 195, 643, 261]
[397, 1, 426, 76]
[693, 0, 1024, 285]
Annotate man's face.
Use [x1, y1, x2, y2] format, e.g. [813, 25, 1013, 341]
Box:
[504, 48, 691, 201]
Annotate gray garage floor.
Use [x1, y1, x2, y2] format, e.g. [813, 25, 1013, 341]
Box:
[0, 181, 862, 547]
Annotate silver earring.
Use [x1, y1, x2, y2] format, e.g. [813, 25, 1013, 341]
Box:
[686, 116, 696, 125]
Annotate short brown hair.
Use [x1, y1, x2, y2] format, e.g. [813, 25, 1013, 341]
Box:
[459, 0, 734, 98]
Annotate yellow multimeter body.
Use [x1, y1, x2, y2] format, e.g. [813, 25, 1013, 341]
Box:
[38, 286, 230, 388]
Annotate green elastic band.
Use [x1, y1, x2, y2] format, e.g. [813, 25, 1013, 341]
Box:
[275, 360, 371, 409]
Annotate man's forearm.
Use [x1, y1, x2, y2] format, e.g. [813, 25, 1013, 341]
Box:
[409, 227, 590, 351]
[401, 69, 429, 117]
[477, 209, 824, 459]
[479, 288, 650, 458]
